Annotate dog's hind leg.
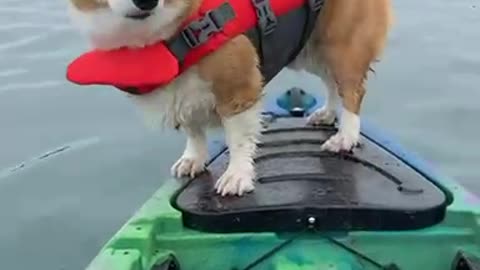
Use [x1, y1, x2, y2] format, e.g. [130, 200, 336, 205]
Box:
[304, 0, 391, 152]
[318, 42, 373, 152]
[306, 68, 339, 126]
[320, 69, 365, 152]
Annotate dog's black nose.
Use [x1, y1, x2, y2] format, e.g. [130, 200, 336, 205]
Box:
[132, 0, 158, 11]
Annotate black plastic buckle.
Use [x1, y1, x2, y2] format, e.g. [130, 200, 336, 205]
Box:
[251, 0, 277, 36]
[182, 11, 222, 48]
[182, 2, 235, 48]
[308, 0, 325, 12]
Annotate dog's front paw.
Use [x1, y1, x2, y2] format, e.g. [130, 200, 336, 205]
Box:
[321, 132, 359, 152]
[214, 165, 255, 196]
[171, 156, 206, 178]
[307, 106, 336, 126]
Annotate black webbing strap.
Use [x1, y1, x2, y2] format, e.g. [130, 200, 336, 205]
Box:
[300, 0, 325, 46]
[251, 0, 277, 36]
[166, 0, 324, 79]
[284, 0, 324, 66]
[247, 0, 325, 81]
[249, 0, 277, 68]
[166, 2, 236, 64]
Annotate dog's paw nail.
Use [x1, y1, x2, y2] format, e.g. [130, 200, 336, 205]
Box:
[215, 167, 255, 196]
[321, 132, 359, 153]
[307, 107, 336, 126]
[171, 157, 205, 178]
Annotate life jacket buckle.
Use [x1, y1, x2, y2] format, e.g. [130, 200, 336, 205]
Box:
[251, 0, 277, 36]
[181, 2, 235, 48]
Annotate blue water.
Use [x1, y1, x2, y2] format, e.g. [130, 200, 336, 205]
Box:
[0, 0, 479, 269]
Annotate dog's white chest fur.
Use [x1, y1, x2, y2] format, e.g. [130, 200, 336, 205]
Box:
[129, 68, 219, 130]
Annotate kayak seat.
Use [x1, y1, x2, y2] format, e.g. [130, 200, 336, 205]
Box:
[171, 117, 448, 233]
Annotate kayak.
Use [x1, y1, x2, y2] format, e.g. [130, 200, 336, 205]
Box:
[85, 88, 480, 270]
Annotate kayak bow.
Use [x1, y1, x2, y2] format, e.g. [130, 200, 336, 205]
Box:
[84, 88, 480, 270]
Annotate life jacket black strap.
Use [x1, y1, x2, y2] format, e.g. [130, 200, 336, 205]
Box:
[249, 0, 278, 71]
[248, 0, 325, 82]
[166, 0, 325, 82]
[166, 2, 236, 64]
[300, 0, 325, 47]
[251, 0, 277, 36]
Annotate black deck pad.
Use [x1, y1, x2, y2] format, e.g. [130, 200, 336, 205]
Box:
[172, 117, 448, 233]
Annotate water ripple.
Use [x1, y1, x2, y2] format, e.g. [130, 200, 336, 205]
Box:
[0, 34, 50, 52]
[0, 80, 65, 94]
[0, 68, 28, 77]
[21, 48, 75, 60]
[0, 137, 101, 181]
[0, 23, 72, 31]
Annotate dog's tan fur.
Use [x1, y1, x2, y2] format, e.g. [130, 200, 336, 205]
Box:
[198, 35, 263, 117]
[312, 0, 392, 114]
[71, 0, 108, 11]
[68, 0, 392, 196]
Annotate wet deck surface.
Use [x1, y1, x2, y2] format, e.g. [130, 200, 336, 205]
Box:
[0, 0, 479, 269]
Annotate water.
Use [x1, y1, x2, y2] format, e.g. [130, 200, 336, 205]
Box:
[0, 0, 479, 269]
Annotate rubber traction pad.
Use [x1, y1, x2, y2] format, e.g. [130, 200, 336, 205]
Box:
[172, 117, 447, 233]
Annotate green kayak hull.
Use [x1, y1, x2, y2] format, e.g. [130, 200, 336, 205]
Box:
[84, 90, 480, 270]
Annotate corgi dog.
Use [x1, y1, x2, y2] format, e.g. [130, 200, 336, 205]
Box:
[67, 0, 392, 196]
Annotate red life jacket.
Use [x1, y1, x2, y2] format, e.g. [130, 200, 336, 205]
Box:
[66, 0, 324, 95]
